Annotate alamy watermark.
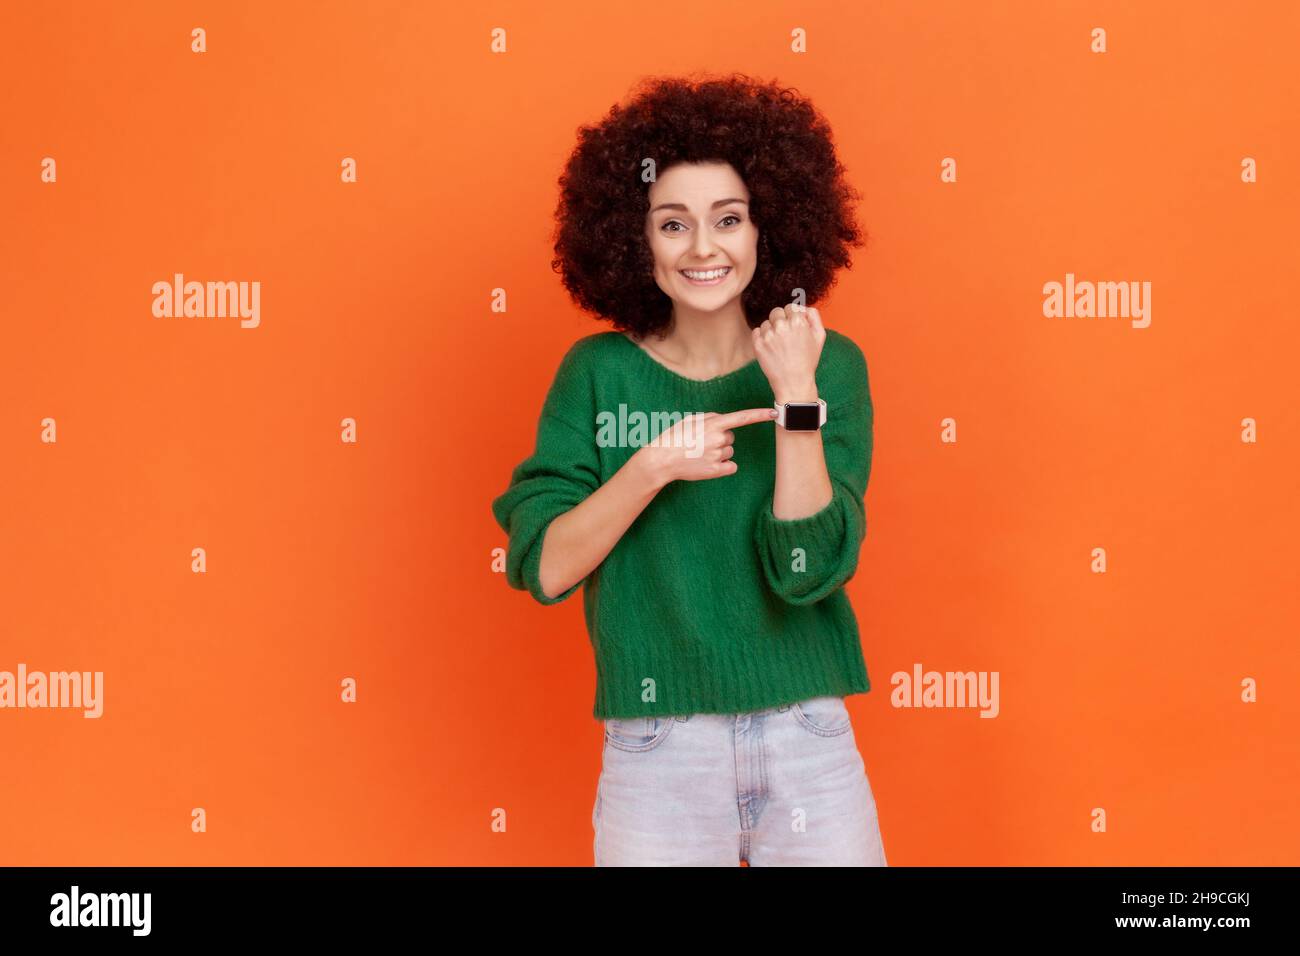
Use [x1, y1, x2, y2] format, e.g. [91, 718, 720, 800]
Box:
[595, 404, 707, 457]
[891, 662, 999, 718]
[0, 664, 103, 718]
[152, 273, 260, 328]
[50, 886, 150, 936]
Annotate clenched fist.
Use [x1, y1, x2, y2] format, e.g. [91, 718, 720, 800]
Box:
[753, 304, 826, 401]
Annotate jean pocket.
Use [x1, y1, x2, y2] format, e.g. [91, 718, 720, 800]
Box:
[603, 715, 677, 752]
[791, 695, 852, 737]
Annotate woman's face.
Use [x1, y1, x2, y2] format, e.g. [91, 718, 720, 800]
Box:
[644, 161, 758, 316]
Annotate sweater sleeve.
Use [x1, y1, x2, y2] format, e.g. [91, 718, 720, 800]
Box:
[490, 342, 601, 605]
[753, 336, 873, 606]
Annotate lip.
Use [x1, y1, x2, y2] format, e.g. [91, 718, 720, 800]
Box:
[678, 266, 732, 286]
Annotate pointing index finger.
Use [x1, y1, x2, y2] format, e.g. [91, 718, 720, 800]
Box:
[711, 406, 778, 429]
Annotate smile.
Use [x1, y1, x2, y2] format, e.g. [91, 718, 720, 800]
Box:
[679, 266, 731, 285]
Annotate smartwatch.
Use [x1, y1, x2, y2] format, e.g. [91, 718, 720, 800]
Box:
[774, 398, 827, 431]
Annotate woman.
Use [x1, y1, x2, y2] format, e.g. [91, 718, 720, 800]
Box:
[491, 72, 886, 866]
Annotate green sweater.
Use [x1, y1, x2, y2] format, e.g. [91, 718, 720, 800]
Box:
[491, 328, 875, 719]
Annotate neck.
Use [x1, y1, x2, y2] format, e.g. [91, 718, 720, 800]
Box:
[643, 301, 755, 377]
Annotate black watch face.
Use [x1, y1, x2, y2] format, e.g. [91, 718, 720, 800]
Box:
[783, 404, 821, 430]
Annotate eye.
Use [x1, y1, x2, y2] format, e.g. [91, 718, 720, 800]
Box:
[661, 220, 686, 233]
[719, 214, 742, 227]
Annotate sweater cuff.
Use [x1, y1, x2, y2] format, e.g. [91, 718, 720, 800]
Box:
[753, 490, 852, 605]
[521, 515, 582, 605]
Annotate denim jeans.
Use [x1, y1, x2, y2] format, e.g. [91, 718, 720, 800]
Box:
[593, 695, 888, 866]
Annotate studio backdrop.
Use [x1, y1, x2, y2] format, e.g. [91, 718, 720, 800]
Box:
[1, 0, 1296, 865]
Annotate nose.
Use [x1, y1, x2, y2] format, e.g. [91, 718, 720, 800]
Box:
[690, 227, 718, 260]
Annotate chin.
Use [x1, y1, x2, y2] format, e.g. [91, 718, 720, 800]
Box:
[683, 297, 738, 315]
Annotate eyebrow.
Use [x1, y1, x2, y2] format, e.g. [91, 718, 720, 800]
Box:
[649, 198, 749, 214]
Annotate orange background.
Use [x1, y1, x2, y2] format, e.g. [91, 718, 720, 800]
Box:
[1, 0, 1296, 866]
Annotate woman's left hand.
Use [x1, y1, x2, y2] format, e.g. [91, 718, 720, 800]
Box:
[753, 304, 826, 401]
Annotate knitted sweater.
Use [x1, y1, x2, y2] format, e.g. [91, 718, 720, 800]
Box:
[491, 328, 875, 719]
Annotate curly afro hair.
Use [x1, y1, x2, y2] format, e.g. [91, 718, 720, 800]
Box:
[550, 71, 866, 338]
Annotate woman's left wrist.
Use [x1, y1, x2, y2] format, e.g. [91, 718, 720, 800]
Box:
[772, 380, 819, 404]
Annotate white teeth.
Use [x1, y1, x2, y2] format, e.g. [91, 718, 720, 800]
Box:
[681, 267, 730, 280]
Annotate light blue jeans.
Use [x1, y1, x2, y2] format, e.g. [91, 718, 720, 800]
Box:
[593, 695, 888, 866]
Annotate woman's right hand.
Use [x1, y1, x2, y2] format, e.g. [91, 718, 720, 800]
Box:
[634, 407, 777, 487]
